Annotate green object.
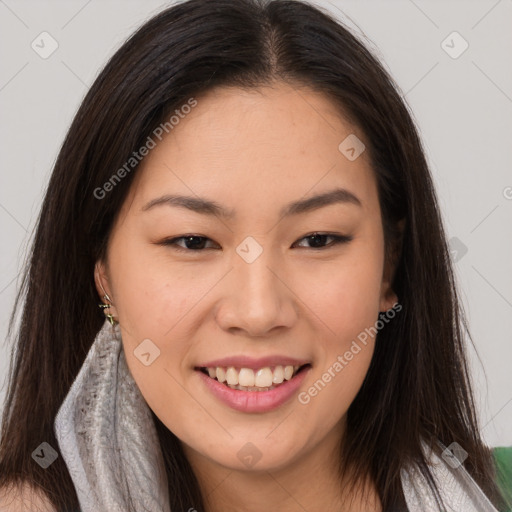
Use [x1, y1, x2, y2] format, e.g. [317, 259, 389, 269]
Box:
[493, 446, 512, 512]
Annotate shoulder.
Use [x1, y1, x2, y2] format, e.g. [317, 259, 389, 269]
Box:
[0, 483, 57, 512]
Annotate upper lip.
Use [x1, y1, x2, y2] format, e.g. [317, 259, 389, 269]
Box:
[196, 355, 311, 370]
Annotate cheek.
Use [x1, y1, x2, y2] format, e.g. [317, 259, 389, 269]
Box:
[117, 317, 202, 441]
[306, 247, 384, 342]
[109, 230, 206, 331]
[297, 341, 373, 441]
[300, 238, 383, 403]
[106, 233, 202, 420]
[297, 260, 382, 430]
[329, 273, 382, 342]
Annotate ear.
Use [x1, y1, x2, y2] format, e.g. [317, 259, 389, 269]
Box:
[94, 259, 114, 303]
[379, 218, 405, 312]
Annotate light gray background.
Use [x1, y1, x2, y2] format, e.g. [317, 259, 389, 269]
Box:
[1, 0, 511, 447]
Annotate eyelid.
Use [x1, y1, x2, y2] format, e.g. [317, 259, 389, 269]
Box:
[292, 232, 353, 247]
[157, 232, 353, 252]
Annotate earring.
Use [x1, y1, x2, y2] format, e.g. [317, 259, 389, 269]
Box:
[98, 293, 118, 326]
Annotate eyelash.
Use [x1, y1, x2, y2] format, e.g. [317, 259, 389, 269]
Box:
[158, 232, 353, 253]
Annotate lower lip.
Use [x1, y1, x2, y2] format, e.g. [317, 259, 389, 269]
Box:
[196, 366, 311, 413]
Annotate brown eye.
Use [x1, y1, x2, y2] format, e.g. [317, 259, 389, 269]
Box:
[293, 233, 353, 249]
[158, 232, 353, 253]
[160, 235, 218, 252]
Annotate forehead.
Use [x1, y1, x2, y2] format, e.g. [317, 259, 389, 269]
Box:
[164, 82, 362, 161]
[125, 81, 377, 218]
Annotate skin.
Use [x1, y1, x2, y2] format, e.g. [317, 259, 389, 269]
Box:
[95, 81, 399, 512]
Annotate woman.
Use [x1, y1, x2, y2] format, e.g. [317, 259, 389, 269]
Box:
[0, 0, 510, 510]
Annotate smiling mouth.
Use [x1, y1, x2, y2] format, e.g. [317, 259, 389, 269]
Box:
[196, 363, 312, 392]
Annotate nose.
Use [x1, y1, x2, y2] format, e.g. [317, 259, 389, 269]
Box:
[215, 249, 298, 337]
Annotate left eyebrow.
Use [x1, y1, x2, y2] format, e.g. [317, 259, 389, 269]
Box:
[141, 187, 362, 219]
[280, 187, 362, 217]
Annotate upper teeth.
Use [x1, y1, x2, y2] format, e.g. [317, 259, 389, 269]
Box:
[207, 365, 300, 387]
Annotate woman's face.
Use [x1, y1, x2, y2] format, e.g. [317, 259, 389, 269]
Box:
[95, 81, 397, 479]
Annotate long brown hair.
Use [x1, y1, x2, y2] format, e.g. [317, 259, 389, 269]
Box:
[0, 0, 508, 510]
